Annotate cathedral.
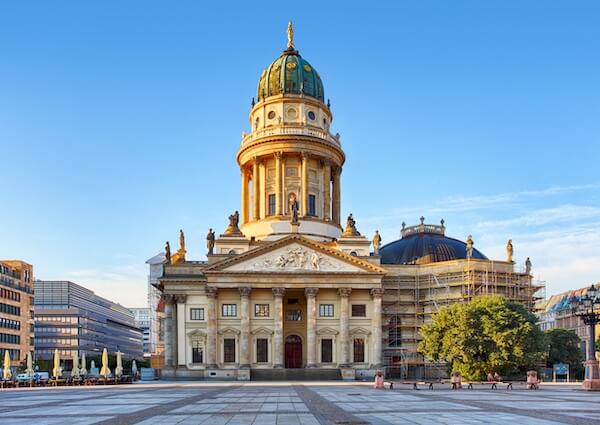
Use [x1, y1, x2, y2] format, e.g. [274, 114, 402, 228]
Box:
[158, 24, 542, 380]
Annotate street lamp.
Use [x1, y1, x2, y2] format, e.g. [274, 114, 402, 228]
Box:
[571, 284, 600, 390]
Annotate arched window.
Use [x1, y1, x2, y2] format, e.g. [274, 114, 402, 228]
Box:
[388, 315, 402, 347]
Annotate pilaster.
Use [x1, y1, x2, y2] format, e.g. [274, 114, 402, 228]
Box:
[272, 287, 286, 368]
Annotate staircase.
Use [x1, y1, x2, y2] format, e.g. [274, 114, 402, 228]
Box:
[251, 368, 342, 381]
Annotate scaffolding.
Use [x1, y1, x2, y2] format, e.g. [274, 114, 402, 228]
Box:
[382, 259, 545, 379]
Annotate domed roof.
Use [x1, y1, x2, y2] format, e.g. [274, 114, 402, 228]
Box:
[257, 49, 325, 103]
[379, 220, 487, 265]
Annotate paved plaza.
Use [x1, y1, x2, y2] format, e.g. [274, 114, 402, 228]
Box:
[0, 382, 599, 425]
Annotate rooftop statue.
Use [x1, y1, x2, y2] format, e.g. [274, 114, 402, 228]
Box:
[289, 193, 299, 225]
[224, 210, 242, 235]
[466, 235, 474, 259]
[373, 230, 382, 255]
[179, 229, 186, 252]
[165, 241, 171, 263]
[206, 228, 215, 255]
[525, 257, 532, 274]
[287, 21, 294, 50]
[506, 239, 514, 263]
[342, 213, 361, 237]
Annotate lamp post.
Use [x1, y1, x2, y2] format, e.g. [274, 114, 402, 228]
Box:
[571, 284, 600, 390]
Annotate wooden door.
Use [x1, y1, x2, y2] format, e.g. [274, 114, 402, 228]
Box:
[284, 335, 302, 368]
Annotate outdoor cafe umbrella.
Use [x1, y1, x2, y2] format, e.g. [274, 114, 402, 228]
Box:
[71, 351, 80, 379]
[100, 348, 111, 378]
[3, 350, 11, 380]
[25, 352, 34, 378]
[52, 349, 62, 378]
[115, 351, 123, 378]
[80, 353, 88, 376]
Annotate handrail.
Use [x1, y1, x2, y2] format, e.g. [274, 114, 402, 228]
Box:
[241, 125, 341, 147]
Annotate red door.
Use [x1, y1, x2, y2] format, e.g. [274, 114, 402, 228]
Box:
[285, 335, 302, 368]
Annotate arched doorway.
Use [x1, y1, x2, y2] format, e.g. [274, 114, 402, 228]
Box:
[285, 335, 302, 368]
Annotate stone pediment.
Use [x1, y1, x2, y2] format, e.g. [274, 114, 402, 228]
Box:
[204, 235, 385, 274]
[187, 329, 207, 338]
[317, 327, 339, 335]
[251, 327, 274, 335]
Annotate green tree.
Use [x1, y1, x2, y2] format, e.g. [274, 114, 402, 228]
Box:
[546, 328, 584, 379]
[418, 295, 546, 380]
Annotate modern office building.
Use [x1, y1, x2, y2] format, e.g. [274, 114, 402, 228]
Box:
[0, 260, 34, 366]
[34, 280, 143, 360]
[130, 307, 151, 358]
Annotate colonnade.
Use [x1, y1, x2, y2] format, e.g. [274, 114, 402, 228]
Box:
[239, 153, 342, 225]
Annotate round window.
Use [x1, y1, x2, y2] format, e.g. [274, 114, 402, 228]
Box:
[287, 108, 297, 119]
[307, 111, 316, 121]
[268, 111, 276, 120]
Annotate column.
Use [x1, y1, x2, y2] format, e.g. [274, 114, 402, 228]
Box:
[252, 157, 260, 220]
[206, 287, 218, 368]
[163, 295, 174, 368]
[332, 166, 342, 226]
[301, 152, 309, 216]
[338, 288, 351, 366]
[241, 169, 248, 224]
[272, 287, 286, 368]
[176, 294, 187, 367]
[275, 152, 282, 215]
[305, 288, 319, 368]
[370, 288, 384, 367]
[322, 160, 331, 221]
[239, 287, 251, 368]
[172, 295, 178, 366]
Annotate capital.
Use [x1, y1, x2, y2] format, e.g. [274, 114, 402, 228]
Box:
[205, 286, 218, 298]
[305, 287, 319, 298]
[274, 151, 283, 160]
[174, 294, 187, 304]
[301, 151, 309, 160]
[338, 288, 352, 298]
[272, 287, 286, 297]
[370, 288, 384, 298]
[164, 294, 177, 305]
[238, 286, 252, 297]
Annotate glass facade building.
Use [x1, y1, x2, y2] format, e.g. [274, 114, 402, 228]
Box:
[34, 280, 143, 360]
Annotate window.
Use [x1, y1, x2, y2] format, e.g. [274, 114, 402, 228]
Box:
[308, 194, 316, 216]
[353, 338, 365, 363]
[268, 194, 276, 216]
[224, 338, 236, 363]
[352, 304, 366, 317]
[222, 304, 237, 317]
[319, 304, 334, 317]
[256, 338, 268, 363]
[190, 308, 204, 321]
[286, 309, 302, 321]
[255, 304, 270, 318]
[307, 110, 316, 120]
[321, 339, 333, 363]
[192, 341, 203, 363]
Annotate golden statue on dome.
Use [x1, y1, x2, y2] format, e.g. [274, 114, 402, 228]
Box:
[287, 21, 294, 50]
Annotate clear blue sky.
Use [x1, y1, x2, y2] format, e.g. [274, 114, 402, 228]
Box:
[1, 1, 599, 307]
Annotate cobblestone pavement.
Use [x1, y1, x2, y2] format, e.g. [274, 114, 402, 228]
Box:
[0, 383, 598, 424]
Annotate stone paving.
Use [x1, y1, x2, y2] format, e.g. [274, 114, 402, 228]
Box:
[0, 382, 598, 424]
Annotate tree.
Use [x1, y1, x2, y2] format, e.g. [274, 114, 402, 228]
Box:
[546, 328, 584, 379]
[418, 295, 546, 380]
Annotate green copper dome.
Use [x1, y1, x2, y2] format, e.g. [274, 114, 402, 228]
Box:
[257, 49, 325, 103]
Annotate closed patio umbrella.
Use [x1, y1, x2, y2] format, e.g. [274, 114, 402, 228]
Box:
[131, 360, 138, 376]
[80, 353, 87, 376]
[71, 351, 80, 379]
[52, 349, 62, 378]
[100, 348, 111, 378]
[115, 351, 123, 378]
[3, 350, 11, 380]
[25, 352, 34, 378]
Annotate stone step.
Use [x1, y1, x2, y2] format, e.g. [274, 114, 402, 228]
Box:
[250, 368, 342, 381]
